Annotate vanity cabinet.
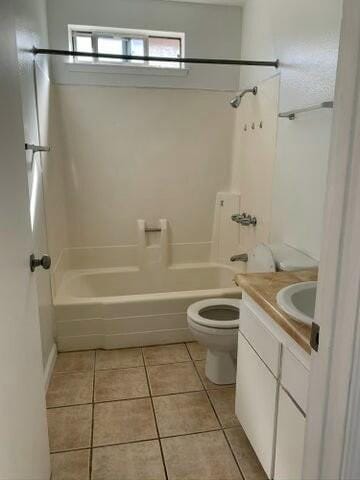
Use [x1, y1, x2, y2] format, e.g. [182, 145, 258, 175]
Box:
[274, 388, 306, 480]
[236, 295, 310, 480]
[236, 333, 278, 478]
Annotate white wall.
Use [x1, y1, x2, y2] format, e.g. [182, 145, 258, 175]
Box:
[14, 0, 68, 369]
[46, 0, 242, 91]
[55, 85, 235, 247]
[240, 0, 343, 259]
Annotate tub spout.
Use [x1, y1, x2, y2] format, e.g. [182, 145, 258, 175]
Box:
[230, 254, 248, 263]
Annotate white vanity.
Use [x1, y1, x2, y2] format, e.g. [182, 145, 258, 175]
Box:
[235, 270, 315, 480]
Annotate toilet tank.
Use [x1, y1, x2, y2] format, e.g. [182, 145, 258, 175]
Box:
[247, 243, 317, 273]
[270, 244, 318, 272]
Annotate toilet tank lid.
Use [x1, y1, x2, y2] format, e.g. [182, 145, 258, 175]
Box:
[270, 244, 318, 271]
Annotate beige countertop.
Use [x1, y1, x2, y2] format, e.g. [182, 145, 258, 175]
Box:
[235, 269, 318, 354]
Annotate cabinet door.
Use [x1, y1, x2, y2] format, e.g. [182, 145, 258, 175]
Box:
[274, 388, 306, 480]
[235, 333, 278, 478]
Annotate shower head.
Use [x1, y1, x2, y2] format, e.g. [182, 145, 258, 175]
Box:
[230, 86, 258, 108]
[230, 96, 241, 109]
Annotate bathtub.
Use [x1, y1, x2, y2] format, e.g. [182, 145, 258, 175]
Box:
[54, 263, 241, 351]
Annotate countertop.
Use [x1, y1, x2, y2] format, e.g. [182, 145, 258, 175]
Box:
[235, 269, 318, 354]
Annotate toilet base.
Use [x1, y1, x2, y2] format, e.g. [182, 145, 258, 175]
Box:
[205, 349, 237, 385]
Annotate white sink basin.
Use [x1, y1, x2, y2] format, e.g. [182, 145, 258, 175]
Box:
[276, 281, 317, 325]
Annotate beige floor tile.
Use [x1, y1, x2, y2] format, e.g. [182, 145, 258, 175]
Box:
[92, 441, 166, 480]
[51, 449, 90, 480]
[94, 367, 149, 402]
[93, 398, 157, 446]
[225, 427, 267, 480]
[161, 431, 242, 480]
[47, 405, 92, 453]
[153, 391, 220, 437]
[208, 387, 239, 428]
[194, 360, 235, 390]
[186, 342, 207, 361]
[147, 362, 203, 396]
[95, 348, 143, 370]
[46, 372, 93, 408]
[143, 343, 190, 366]
[53, 351, 95, 374]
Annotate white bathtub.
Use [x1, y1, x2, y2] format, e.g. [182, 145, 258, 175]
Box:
[54, 263, 241, 351]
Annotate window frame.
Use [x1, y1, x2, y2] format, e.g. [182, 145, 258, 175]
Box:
[68, 25, 185, 69]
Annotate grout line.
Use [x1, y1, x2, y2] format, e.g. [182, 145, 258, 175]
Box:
[50, 446, 92, 455]
[222, 429, 246, 480]
[153, 427, 222, 441]
[49, 425, 229, 455]
[89, 350, 96, 480]
[55, 359, 197, 377]
[91, 427, 222, 450]
[141, 347, 169, 480]
[47, 402, 93, 410]
[184, 343, 245, 479]
[57, 342, 191, 357]
[144, 359, 192, 367]
[47, 388, 208, 410]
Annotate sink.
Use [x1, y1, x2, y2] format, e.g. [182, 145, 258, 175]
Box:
[276, 281, 317, 325]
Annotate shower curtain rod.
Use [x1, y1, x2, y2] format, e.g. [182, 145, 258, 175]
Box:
[32, 47, 280, 68]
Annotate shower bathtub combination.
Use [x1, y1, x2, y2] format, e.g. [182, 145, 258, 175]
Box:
[53, 226, 241, 351]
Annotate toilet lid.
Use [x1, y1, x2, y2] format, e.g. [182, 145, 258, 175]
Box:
[187, 298, 240, 329]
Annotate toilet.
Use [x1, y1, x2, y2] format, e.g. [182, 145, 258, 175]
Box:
[187, 243, 317, 385]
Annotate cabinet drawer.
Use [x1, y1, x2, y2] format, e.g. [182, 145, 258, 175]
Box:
[240, 301, 281, 377]
[281, 348, 309, 413]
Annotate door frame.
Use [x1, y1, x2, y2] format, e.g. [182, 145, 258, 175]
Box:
[304, 0, 360, 478]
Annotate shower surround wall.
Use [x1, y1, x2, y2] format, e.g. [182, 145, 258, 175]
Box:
[54, 86, 234, 250]
[46, 0, 242, 261]
[229, 75, 280, 256]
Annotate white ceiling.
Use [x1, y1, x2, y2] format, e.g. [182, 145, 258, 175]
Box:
[164, 0, 245, 6]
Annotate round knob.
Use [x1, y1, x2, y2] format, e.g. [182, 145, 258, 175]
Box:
[30, 254, 51, 272]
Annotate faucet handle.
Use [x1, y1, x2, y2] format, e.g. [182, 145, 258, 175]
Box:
[240, 215, 257, 226]
[231, 212, 248, 224]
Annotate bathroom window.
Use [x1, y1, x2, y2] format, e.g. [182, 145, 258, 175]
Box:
[69, 25, 184, 69]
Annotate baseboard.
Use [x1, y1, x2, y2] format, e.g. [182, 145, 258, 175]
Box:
[44, 343, 57, 391]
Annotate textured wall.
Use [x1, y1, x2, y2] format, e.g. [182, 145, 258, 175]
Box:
[240, 0, 343, 259]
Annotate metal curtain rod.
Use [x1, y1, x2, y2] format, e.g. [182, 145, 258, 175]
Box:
[32, 47, 279, 68]
[279, 101, 334, 120]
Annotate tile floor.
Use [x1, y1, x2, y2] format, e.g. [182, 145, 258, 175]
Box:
[47, 342, 267, 480]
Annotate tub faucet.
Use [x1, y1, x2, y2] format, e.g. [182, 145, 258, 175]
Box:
[231, 213, 257, 226]
[230, 253, 248, 263]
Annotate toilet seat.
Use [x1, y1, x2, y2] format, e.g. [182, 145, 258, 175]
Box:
[187, 298, 240, 329]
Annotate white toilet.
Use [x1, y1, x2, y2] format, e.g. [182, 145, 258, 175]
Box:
[187, 243, 317, 385]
